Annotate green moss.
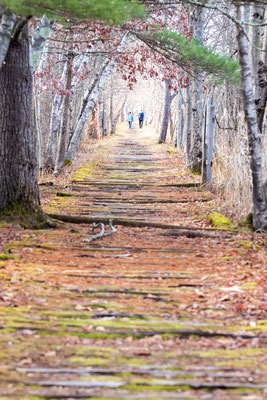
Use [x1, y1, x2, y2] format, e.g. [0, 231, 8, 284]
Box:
[0, 306, 31, 314]
[69, 356, 109, 366]
[74, 346, 116, 355]
[72, 160, 98, 182]
[0, 199, 48, 228]
[215, 359, 258, 368]
[0, 254, 20, 260]
[56, 191, 73, 197]
[36, 329, 133, 340]
[209, 211, 232, 227]
[244, 213, 253, 225]
[0, 221, 10, 228]
[3, 240, 55, 252]
[64, 159, 72, 166]
[189, 347, 267, 359]
[238, 240, 261, 250]
[167, 149, 177, 154]
[190, 168, 201, 176]
[229, 388, 261, 394]
[124, 383, 191, 392]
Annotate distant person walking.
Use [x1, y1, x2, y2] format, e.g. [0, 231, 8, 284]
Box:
[127, 112, 134, 128]
[138, 111, 144, 128]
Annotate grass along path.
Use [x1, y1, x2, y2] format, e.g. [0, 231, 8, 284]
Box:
[0, 124, 266, 400]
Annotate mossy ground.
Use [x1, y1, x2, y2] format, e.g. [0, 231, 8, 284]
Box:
[0, 125, 266, 399]
[209, 211, 232, 227]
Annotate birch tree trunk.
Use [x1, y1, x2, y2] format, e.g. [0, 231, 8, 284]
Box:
[91, 104, 99, 139]
[120, 94, 127, 122]
[248, 4, 267, 132]
[111, 92, 124, 134]
[189, 6, 204, 173]
[31, 15, 54, 171]
[33, 77, 43, 171]
[45, 54, 87, 171]
[102, 94, 108, 136]
[236, 5, 267, 231]
[158, 79, 173, 143]
[175, 89, 183, 148]
[66, 33, 129, 161]
[0, 12, 16, 67]
[110, 85, 114, 134]
[30, 15, 54, 72]
[184, 84, 192, 166]
[55, 51, 74, 171]
[45, 61, 67, 171]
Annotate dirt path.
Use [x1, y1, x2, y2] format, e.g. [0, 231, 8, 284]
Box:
[0, 125, 266, 400]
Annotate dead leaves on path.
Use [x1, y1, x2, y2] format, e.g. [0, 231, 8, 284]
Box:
[0, 130, 266, 399]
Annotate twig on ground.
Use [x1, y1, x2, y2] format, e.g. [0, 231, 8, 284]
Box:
[84, 220, 117, 243]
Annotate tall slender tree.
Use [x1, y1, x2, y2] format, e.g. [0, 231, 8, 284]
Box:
[236, 3, 267, 230]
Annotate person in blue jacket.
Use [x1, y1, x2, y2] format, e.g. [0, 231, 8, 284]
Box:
[138, 111, 144, 128]
[127, 112, 134, 128]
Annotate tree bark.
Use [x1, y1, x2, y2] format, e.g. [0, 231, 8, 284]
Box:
[175, 89, 183, 148]
[236, 5, 267, 231]
[0, 12, 16, 67]
[249, 4, 267, 132]
[55, 51, 74, 171]
[30, 15, 54, 72]
[184, 83, 192, 166]
[44, 60, 67, 171]
[0, 22, 46, 226]
[189, 6, 204, 173]
[102, 94, 108, 136]
[66, 33, 129, 161]
[120, 93, 127, 122]
[158, 79, 173, 143]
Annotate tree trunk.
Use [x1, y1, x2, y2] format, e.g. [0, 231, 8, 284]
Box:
[66, 33, 129, 162]
[110, 85, 115, 134]
[249, 4, 267, 132]
[44, 61, 67, 171]
[55, 51, 74, 171]
[65, 60, 114, 160]
[158, 79, 172, 143]
[33, 75, 43, 171]
[31, 15, 54, 171]
[175, 89, 183, 148]
[102, 94, 108, 136]
[0, 22, 46, 226]
[236, 5, 267, 231]
[189, 6, 204, 173]
[184, 83, 192, 166]
[45, 54, 87, 171]
[0, 12, 16, 67]
[120, 94, 127, 122]
[91, 104, 99, 139]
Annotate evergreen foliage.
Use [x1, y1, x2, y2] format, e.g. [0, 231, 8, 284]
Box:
[0, 0, 144, 24]
[152, 29, 240, 83]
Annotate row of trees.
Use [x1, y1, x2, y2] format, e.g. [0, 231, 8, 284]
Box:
[0, 0, 266, 230]
[152, 0, 267, 230]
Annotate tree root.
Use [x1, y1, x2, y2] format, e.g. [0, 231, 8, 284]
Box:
[48, 213, 237, 232]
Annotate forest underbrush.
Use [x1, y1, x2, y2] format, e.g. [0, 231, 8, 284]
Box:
[213, 125, 267, 224]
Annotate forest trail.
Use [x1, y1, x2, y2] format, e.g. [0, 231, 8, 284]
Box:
[0, 124, 266, 400]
